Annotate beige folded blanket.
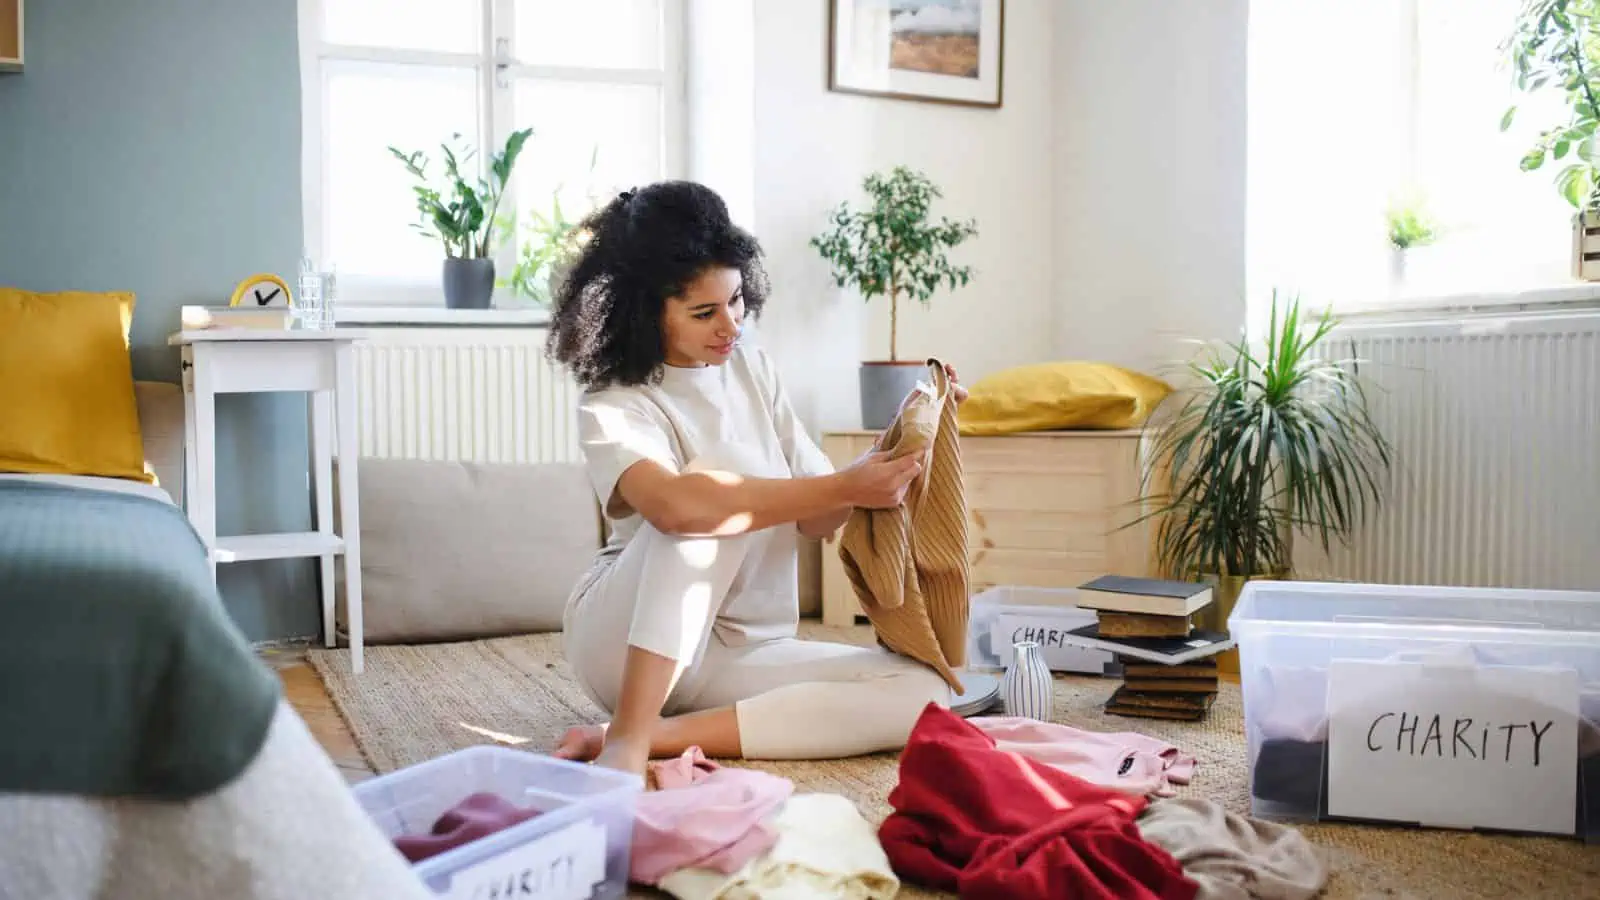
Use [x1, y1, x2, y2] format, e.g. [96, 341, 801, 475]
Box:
[837, 358, 970, 693]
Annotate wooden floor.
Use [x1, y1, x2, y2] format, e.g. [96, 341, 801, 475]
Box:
[278, 660, 375, 785]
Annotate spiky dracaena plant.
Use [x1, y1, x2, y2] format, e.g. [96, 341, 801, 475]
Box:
[1134, 292, 1394, 578]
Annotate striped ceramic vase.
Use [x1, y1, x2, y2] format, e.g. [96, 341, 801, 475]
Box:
[1001, 640, 1054, 720]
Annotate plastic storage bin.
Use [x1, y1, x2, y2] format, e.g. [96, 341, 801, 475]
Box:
[967, 585, 1117, 675]
[1229, 580, 1600, 842]
[352, 745, 643, 898]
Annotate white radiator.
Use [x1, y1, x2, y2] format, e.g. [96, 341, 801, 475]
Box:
[352, 327, 584, 464]
[1296, 308, 1600, 590]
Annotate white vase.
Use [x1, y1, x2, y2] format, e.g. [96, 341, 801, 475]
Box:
[1001, 640, 1054, 720]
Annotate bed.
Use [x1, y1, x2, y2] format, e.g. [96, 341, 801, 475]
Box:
[0, 379, 434, 899]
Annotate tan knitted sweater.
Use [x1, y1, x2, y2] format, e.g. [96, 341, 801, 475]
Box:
[838, 359, 971, 693]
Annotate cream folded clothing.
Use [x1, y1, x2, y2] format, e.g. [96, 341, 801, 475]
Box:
[657, 793, 899, 900]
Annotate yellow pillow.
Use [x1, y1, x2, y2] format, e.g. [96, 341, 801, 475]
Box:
[0, 288, 152, 482]
[957, 361, 1173, 436]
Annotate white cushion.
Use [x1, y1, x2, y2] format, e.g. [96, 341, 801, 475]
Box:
[340, 458, 602, 643]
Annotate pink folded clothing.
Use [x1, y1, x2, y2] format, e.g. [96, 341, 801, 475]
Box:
[968, 716, 1197, 798]
[393, 792, 542, 863]
[631, 747, 794, 885]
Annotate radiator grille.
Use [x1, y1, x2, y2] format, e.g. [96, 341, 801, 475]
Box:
[1296, 310, 1600, 589]
[352, 328, 583, 465]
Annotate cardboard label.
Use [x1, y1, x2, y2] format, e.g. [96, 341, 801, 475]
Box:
[1326, 659, 1579, 835]
[993, 613, 1114, 674]
[440, 817, 607, 900]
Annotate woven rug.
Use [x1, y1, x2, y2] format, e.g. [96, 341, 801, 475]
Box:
[309, 624, 1600, 900]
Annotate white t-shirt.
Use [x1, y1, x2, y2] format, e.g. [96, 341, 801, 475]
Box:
[574, 342, 835, 644]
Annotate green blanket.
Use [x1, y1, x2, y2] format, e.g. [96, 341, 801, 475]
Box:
[0, 480, 281, 799]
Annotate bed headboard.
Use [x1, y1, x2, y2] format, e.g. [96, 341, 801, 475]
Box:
[134, 381, 185, 506]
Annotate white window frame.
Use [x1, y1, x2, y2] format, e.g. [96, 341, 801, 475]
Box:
[297, 0, 687, 308]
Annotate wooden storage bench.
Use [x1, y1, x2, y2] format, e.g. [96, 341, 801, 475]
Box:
[818, 429, 1159, 626]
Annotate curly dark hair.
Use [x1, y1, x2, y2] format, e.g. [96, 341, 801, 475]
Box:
[544, 180, 770, 389]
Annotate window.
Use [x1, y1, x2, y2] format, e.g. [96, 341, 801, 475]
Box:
[298, 0, 685, 307]
[1247, 0, 1578, 317]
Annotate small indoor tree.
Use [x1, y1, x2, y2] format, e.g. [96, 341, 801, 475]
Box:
[810, 166, 978, 428]
[810, 166, 978, 363]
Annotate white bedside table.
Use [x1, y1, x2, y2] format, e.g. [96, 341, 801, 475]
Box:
[168, 328, 368, 673]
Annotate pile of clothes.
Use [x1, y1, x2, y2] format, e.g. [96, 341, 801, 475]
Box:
[883, 704, 1328, 899]
[391, 705, 1330, 898]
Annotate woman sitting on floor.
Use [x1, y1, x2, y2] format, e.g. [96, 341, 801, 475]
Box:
[545, 180, 964, 775]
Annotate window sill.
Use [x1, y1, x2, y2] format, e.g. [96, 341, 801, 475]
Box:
[1324, 281, 1600, 323]
[333, 306, 551, 327]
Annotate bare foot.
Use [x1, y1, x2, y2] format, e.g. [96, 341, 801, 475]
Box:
[551, 724, 606, 762]
[592, 738, 649, 777]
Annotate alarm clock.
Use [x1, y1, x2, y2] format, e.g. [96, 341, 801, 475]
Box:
[229, 273, 293, 308]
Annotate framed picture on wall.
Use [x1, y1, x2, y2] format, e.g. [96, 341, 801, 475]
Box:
[827, 0, 1004, 108]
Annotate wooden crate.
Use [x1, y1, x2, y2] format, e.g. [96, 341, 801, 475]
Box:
[817, 429, 1161, 626]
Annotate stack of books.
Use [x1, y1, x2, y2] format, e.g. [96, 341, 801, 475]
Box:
[1106, 659, 1221, 721]
[1070, 575, 1231, 722]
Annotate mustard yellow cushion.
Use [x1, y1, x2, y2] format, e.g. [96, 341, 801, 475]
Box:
[0, 288, 152, 482]
[957, 361, 1173, 436]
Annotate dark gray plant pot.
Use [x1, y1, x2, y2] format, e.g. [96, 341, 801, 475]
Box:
[443, 257, 495, 309]
[859, 361, 931, 430]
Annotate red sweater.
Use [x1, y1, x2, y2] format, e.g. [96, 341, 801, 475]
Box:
[879, 704, 1198, 900]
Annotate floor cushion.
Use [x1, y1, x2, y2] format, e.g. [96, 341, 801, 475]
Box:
[343, 458, 602, 643]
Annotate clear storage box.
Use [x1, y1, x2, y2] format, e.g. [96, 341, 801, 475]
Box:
[967, 585, 1118, 675]
[1229, 580, 1600, 842]
[352, 745, 643, 898]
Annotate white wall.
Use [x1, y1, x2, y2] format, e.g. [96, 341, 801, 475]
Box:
[1051, 0, 1249, 376]
[688, 1, 1250, 427]
[704, 0, 1058, 435]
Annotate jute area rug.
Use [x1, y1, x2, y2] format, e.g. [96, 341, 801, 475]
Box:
[309, 623, 1600, 900]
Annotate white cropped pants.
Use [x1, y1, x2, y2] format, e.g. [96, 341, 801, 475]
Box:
[561, 456, 949, 759]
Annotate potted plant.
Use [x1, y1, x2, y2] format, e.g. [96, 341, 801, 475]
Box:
[811, 166, 978, 428]
[1385, 192, 1440, 289]
[389, 128, 532, 309]
[1130, 291, 1393, 671]
[1504, 2, 1600, 280]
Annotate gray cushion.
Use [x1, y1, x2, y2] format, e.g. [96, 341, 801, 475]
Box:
[341, 458, 602, 643]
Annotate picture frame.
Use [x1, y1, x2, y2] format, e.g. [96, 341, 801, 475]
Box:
[827, 0, 1004, 109]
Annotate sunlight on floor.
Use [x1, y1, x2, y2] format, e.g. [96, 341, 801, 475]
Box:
[456, 722, 530, 745]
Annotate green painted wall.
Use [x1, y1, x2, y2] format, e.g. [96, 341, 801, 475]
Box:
[0, 0, 319, 641]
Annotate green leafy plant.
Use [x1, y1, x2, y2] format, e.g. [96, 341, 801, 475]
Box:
[810, 166, 978, 361]
[1386, 194, 1441, 249]
[497, 148, 597, 306]
[388, 128, 533, 258]
[499, 193, 586, 306]
[1504, 1, 1600, 210]
[1132, 292, 1394, 579]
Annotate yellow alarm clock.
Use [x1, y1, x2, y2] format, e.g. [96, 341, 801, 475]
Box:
[229, 273, 293, 308]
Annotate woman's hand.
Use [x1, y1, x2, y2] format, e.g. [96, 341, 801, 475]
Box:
[945, 363, 969, 405]
[838, 450, 922, 509]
